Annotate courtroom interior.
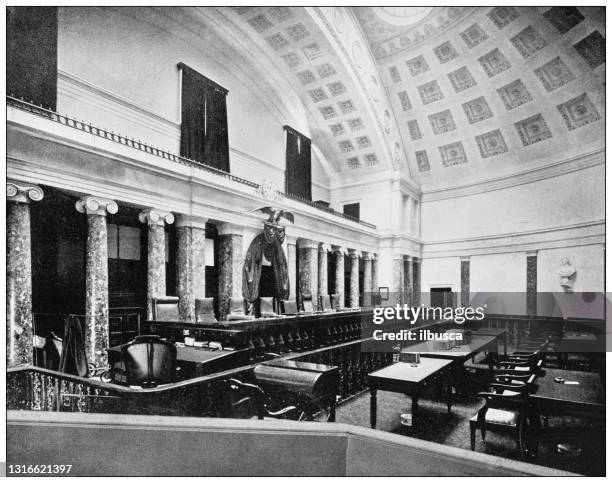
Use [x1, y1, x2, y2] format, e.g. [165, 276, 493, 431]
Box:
[6, 6, 606, 477]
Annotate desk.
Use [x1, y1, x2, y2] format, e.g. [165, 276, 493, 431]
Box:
[531, 368, 604, 419]
[368, 359, 453, 431]
[108, 345, 249, 379]
[408, 336, 497, 368]
[473, 328, 508, 355]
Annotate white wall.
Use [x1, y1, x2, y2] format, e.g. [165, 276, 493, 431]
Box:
[56, 7, 331, 201]
[420, 257, 461, 306]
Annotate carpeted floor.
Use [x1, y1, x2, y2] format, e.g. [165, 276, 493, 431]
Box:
[317, 361, 605, 476]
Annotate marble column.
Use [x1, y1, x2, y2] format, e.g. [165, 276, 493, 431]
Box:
[404, 256, 413, 306]
[176, 215, 207, 323]
[139, 208, 174, 320]
[461, 256, 470, 307]
[371, 255, 378, 292]
[218, 223, 243, 320]
[76, 196, 118, 367]
[363, 253, 373, 301]
[7, 181, 44, 367]
[393, 255, 404, 305]
[298, 238, 318, 306]
[412, 257, 421, 306]
[333, 247, 345, 309]
[526, 251, 538, 316]
[285, 235, 297, 302]
[349, 250, 360, 308]
[318, 243, 329, 301]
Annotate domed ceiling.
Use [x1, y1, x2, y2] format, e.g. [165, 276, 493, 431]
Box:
[213, 7, 604, 193]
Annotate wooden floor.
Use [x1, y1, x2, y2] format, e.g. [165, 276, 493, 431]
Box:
[319, 360, 605, 476]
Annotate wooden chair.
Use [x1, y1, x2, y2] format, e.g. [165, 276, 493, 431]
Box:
[120, 335, 177, 388]
[301, 293, 315, 313]
[469, 381, 532, 458]
[227, 297, 255, 321]
[152, 296, 180, 322]
[195, 297, 217, 324]
[320, 294, 334, 312]
[214, 378, 299, 420]
[330, 294, 341, 310]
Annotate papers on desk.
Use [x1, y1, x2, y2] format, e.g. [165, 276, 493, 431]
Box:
[564, 381, 580, 385]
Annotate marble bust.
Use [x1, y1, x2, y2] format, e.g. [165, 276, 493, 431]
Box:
[557, 257, 576, 292]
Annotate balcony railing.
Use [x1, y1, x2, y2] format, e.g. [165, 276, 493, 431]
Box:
[7, 95, 376, 230]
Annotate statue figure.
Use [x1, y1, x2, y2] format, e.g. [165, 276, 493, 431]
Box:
[557, 257, 576, 293]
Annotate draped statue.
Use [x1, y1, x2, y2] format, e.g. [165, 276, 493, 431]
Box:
[242, 222, 290, 302]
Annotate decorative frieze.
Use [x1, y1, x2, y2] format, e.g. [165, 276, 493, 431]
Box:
[514, 114, 553, 146]
[557, 93, 601, 131]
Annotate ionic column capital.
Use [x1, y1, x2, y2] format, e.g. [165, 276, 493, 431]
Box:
[7, 181, 44, 204]
[404, 255, 413, 262]
[217, 222, 243, 236]
[76, 196, 118, 216]
[460, 256, 471, 262]
[138, 208, 174, 226]
[175, 214, 208, 230]
[319, 243, 332, 253]
[363, 252, 374, 261]
[332, 245, 347, 255]
[525, 250, 538, 257]
[349, 249, 361, 259]
[297, 238, 319, 250]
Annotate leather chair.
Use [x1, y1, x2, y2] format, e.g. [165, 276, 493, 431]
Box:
[302, 293, 315, 313]
[320, 295, 334, 312]
[152, 296, 180, 322]
[469, 377, 534, 458]
[283, 299, 298, 315]
[121, 335, 177, 388]
[195, 297, 217, 324]
[227, 297, 255, 321]
[330, 294, 341, 310]
[259, 297, 277, 318]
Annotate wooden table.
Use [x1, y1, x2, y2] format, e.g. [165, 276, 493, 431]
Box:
[530, 368, 605, 419]
[368, 358, 453, 431]
[473, 327, 508, 355]
[407, 336, 498, 369]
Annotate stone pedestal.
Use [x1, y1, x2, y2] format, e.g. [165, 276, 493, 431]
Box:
[349, 249, 360, 308]
[139, 209, 174, 320]
[176, 215, 207, 323]
[76, 196, 118, 367]
[218, 224, 243, 320]
[298, 239, 318, 306]
[461, 256, 470, 307]
[286, 235, 297, 302]
[7, 181, 43, 367]
[318, 244, 329, 300]
[404, 256, 413, 306]
[393, 256, 404, 305]
[333, 247, 345, 309]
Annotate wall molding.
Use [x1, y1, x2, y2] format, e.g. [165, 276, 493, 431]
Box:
[422, 148, 604, 202]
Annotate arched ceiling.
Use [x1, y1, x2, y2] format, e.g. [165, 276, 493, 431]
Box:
[208, 7, 605, 193]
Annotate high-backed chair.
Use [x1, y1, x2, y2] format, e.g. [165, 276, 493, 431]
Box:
[320, 295, 333, 312]
[121, 335, 177, 388]
[283, 299, 298, 315]
[195, 297, 218, 324]
[42, 332, 63, 371]
[227, 297, 255, 321]
[259, 297, 277, 318]
[330, 294, 341, 310]
[302, 293, 315, 313]
[469, 383, 531, 458]
[152, 296, 180, 322]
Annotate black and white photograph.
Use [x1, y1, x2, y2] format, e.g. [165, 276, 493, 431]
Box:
[4, 4, 609, 477]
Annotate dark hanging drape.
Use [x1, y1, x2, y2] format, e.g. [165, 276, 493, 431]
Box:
[179, 63, 230, 172]
[285, 126, 312, 201]
[7, 6, 58, 109]
[59, 316, 88, 377]
[243, 224, 290, 303]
